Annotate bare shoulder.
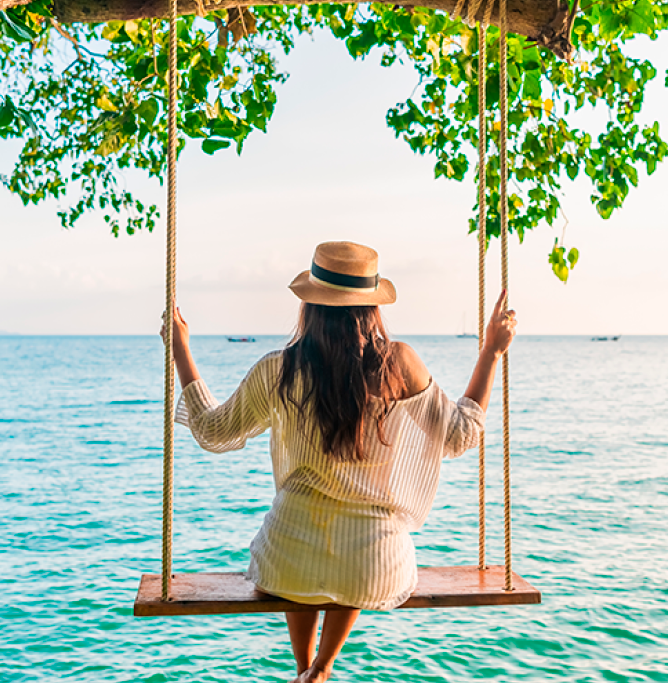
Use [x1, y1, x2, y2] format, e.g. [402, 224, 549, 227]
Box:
[391, 341, 431, 397]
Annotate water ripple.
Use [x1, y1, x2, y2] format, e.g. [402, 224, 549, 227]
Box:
[1, 335, 667, 682]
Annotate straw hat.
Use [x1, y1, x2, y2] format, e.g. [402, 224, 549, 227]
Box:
[289, 241, 396, 307]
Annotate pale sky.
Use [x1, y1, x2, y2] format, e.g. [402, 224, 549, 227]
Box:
[1, 30, 667, 335]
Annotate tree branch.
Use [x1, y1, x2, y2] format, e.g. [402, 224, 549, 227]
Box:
[50, 17, 84, 61]
[1, 0, 576, 59]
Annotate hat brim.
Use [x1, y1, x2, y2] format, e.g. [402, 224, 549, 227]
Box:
[288, 271, 396, 306]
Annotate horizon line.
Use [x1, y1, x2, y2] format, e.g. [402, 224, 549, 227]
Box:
[0, 333, 656, 338]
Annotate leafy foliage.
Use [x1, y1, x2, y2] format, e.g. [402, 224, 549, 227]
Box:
[1, 0, 667, 280]
[549, 239, 579, 282]
[1, 2, 296, 234]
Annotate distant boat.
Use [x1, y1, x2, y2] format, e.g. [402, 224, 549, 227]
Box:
[227, 336, 256, 343]
[456, 313, 478, 339]
[591, 336, 621, 342]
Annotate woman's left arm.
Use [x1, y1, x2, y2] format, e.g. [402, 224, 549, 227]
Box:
[160, 299, 201, 389]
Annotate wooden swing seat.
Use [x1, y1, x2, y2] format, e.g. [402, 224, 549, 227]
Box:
[134, 565, 540, 616]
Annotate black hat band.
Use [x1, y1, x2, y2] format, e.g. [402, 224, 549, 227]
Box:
[310, 262, 380, 293]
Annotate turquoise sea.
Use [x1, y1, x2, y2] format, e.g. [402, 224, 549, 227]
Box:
[1, 335, 667, 682]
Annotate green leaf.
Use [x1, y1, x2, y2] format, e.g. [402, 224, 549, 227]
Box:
[460, 30, 475, 56]
[567, 248, 579, 268]
[626, 165, 638, 187]
[628, 0, 655, 36]
[566, 161, 578, 180]
[1, 10, 37, 42]
[96, 133, 123, 156]
[96, 92, 118, 112]
[202, 138, 231, 154]
[0, 96, 14, 128]
[552, 262, 569, 282]
[523, 72, 541, 99]
[137, 99, 158, 127]
[101, 21, 123, 41]
[509, 39, 524, 66]
[16, 108, 38, 136]
[222, 74, 239, 90]
[596, 200, 615, 220]
[124, 20, 140, 43]
[121, 115, 137, 135]
[0, 12, 37, 42]
[599, 6, 623, 41]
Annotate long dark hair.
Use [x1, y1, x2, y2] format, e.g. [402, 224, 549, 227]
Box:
[278, 303, 406, 462]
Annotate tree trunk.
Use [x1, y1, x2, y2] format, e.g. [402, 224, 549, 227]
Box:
[2, 0, 576, 59]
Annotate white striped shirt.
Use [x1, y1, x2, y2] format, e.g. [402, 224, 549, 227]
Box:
[176, 350, 484, 610]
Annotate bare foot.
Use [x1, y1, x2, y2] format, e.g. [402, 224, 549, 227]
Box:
[288, 663, 332, 683]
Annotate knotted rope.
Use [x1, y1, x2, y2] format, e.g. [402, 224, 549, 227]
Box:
[498, 0, 514, 593]
[162, 0, 178, 602]
[477, 20, 487, 572]
[465, 0, 510, 584]
[453, 0, 496, 28]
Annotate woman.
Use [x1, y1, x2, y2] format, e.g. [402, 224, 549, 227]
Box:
[163, 241, 517, 683]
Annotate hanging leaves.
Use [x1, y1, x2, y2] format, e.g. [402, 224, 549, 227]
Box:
[0, 5, 288, 235]
[549, 240, 580, 283]
[0, 0, 667, 282]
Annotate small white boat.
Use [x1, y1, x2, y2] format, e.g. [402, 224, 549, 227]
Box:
[456, 314, 478, 339]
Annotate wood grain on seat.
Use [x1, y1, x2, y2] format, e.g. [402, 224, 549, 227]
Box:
[134, 565, 541, 616]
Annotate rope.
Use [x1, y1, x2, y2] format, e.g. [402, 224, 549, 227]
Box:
[452, 0, 494, 27]
[477, 22, 487, 572]
[499, 0, 513, 593]
[483, 0, 496, 28]
[162, 0, 178, 602]
[467, 0, 486, 28]
[157, 0, 510, 600]
[453, 0, 467, 21]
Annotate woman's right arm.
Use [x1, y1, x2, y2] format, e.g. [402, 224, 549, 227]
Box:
[161, 299, 201, 390]
[161, 300, 271, 453]
[463, 290, 517, 412]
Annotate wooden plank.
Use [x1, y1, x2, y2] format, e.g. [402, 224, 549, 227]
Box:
[134, 566, 541, 617]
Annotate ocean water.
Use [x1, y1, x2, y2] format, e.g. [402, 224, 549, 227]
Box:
[1, 335, 667, 683]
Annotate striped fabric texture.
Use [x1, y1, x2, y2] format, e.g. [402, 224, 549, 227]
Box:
[176, 351, 485, 610]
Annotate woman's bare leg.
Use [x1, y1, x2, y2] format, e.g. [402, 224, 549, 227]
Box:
[290, 609, 360, 682]
[312, 609, 360, 677]
[286, 611, 320, 674]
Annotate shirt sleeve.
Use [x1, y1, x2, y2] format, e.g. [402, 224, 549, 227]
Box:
[441, 395, 486, 460]
[403, 381, 485, 460]
[174, 356, 271, 453]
